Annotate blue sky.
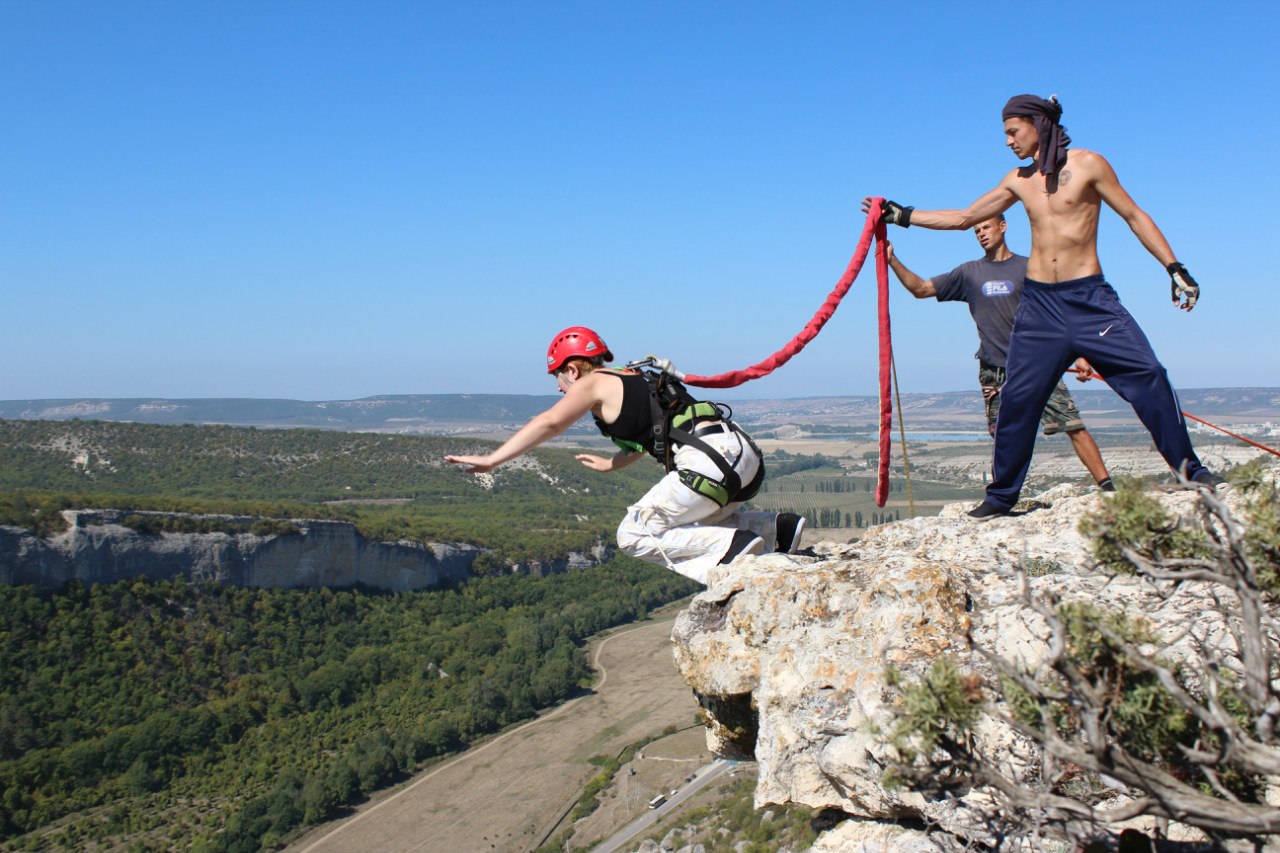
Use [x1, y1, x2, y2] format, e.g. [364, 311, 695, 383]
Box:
[3, 0, 1277, 402]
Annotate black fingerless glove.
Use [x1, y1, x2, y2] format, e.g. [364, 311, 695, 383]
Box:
[1167, 261, 1199, 310]
[882, 200, 913, 228]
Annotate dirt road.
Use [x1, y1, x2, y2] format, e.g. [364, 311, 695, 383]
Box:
[285, 610, 698, 853]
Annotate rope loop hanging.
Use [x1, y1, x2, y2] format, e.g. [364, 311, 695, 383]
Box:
[679, 199, 896, 506]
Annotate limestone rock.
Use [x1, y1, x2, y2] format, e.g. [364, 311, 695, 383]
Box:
[807, 818, 940, 852]
[0, 509, 613, 591]
[672, 465, 1277, 847]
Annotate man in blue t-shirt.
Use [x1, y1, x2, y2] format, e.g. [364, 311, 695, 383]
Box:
[886, 214, 1114, 490]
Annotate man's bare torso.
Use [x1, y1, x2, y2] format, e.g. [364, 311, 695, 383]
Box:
[1004, 149, 1104, 282]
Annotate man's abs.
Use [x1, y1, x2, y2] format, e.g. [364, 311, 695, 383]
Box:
[1015, 155, 1105, 282]
[1023, 203, 1104, 281]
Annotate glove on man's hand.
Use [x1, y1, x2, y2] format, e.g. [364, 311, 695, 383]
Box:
[881, 200, 914, 228]
[1168, 262, 1199, 311]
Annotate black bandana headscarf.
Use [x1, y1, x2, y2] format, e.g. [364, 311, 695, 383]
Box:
[1002, 94, 1071, 177]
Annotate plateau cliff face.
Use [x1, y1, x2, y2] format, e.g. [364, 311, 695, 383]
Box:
[671, 463, 1280, 850]
[0, 510, 614, 591]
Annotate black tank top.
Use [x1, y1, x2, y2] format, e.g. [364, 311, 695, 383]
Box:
[593, 370, 656, 454]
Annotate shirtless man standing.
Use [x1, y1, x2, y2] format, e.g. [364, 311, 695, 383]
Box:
[885, 214, 1114, 492]
[864, 93, 1222, 518]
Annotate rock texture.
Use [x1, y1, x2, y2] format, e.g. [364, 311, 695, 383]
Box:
[671, 464, 1278, 848]
[0, 510, 613, 591]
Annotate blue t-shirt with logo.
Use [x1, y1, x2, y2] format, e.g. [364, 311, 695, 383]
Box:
[931, 254, 1027, 368]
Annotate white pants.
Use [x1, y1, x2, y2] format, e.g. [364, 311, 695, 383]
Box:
[616, 428, 777, 585]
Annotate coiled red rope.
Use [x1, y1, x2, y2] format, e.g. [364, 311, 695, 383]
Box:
[683, 199, 895, 505]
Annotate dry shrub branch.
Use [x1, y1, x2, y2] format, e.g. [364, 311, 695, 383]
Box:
[884, 461, 1280, 849]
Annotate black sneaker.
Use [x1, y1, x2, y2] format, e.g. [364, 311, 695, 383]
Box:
[719, 530, 766, 565]
[775, 513, 806, 554]
[1098, 477, 1117, 492]
[1191, 470, 1227, 488]
[967, 501, 1010, 521]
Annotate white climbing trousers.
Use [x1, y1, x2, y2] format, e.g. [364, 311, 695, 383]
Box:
[615, 428, 777, 586]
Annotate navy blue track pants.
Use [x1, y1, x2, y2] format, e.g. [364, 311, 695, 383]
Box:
[985, 274, 1205, 510]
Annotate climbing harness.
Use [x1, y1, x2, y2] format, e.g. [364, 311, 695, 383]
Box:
[601, 363, 765, 507]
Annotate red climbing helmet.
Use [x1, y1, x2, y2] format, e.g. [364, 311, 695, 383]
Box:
[546, 326, 614, 374]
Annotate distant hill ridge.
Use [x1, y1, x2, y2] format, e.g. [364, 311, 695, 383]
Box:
[1, 388, 1278, 432]
[0, 395, 562, 433]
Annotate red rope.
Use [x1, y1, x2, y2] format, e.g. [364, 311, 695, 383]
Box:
[874, 217, 892, 507]
[684, 200, 886, 388]
[683, 199, 895, 505]
[1182, 412, 1280, 458]
[1066, 368, 1280, 459]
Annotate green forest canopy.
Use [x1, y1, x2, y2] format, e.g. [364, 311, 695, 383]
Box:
[0, 562, 697, 851]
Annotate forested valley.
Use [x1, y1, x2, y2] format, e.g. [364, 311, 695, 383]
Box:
[0, 419, 701, 850]
[0, 566, 695, 851]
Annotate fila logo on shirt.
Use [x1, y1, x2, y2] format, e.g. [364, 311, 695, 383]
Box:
[982, 280, 1014, 297]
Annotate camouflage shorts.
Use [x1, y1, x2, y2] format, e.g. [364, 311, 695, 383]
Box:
[978, 363, 1085, 436]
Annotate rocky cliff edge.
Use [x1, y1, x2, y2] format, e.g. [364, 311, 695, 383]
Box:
[672, 460, 1280, 850]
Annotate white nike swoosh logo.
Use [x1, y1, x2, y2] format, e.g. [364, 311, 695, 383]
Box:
[1099, 324, 1114, 336]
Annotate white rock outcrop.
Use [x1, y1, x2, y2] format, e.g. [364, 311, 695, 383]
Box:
[671, 465, 1278, 847]
[0, 509, 615, 591]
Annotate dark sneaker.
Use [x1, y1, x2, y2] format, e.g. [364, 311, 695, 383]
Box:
[1191, 470, 1227, 488]
[967, 501, 1010, 521]
[775, 513, 806, 554]
[719, 530, 766, 565]
[1098, 477, 1117, 492]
